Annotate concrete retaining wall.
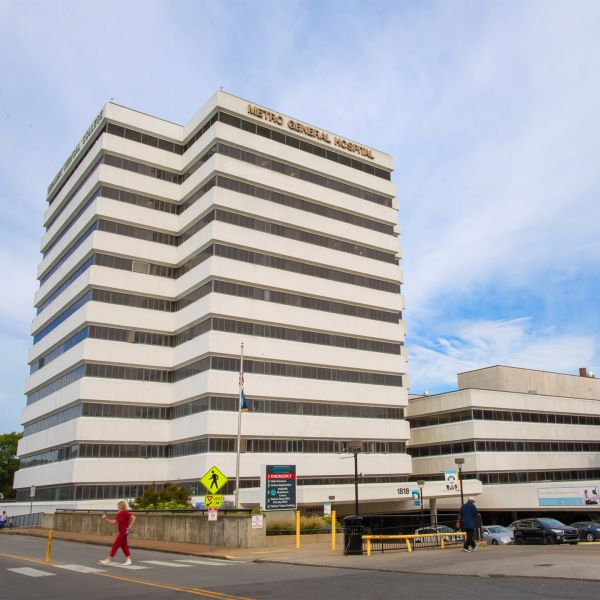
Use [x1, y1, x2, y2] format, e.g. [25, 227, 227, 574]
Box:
[45, 511, 266, 548]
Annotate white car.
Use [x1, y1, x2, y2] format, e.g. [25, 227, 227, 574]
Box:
[414, 525, 463, 545]
[482, 525, 514, 545]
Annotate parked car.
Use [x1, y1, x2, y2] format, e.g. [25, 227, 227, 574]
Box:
[414, 525, 462, 544]
[482, 525, 514, 545]
[569, 521, 600, 542]
[511, 518, 578, 545]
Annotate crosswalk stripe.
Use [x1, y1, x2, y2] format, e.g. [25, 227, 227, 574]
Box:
[175, 559, 231, 566]
[140, 560, 193, 568]
[55, 564, 105, 574]
[8, 567, 55, 578]
[105, 563, 148, 570]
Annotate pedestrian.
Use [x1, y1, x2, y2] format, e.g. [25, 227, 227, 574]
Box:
[458, 497, 479, 552]
[0, 511, 6, 531]
[99, 500, 136, 566]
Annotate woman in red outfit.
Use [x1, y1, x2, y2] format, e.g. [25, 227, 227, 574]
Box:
[100, 500, 136, 565]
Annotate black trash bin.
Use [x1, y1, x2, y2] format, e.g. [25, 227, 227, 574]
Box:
[343, 515, 364, 555]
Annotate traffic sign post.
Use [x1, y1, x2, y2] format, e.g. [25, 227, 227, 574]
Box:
[204, 494, 223, 508]
[208, 507, 218, 551]
[200, 466, 229, 494]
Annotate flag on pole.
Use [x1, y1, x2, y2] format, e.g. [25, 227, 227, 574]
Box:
[239, 363, 248, 413]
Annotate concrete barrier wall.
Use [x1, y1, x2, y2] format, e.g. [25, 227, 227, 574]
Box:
[47, 512, 266, 548]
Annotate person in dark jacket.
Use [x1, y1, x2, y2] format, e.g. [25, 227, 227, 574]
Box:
[458, 497, 479, 552]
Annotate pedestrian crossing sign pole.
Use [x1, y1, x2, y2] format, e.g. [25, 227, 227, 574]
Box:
[200, 466, 229, 494]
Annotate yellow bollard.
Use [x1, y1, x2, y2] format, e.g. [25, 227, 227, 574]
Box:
[295, 510, 300, 549]
[406, 538, 412, 553]
[331, 510, 336, 551]
[45, 530, 53, 563]
[367, 538, 371, 557]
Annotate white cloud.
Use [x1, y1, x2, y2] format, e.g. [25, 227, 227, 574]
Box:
[408, 317, 596, 393]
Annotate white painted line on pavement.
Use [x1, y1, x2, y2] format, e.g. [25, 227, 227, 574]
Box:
[175, 559, 232, 566]
[140, 560, 193, 568]
[8, 567, 55, 578]
[105, 562, 148, 570]
[55, 564, 106, 574]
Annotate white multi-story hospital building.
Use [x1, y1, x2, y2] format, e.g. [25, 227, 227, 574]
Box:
[12, 91, 600, 522]
[15, 91, 410, 510]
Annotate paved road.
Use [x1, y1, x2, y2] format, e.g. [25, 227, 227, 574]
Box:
[1, 535, 599, 599]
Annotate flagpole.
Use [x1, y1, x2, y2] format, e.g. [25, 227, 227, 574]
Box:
[235, 342, 244, 509]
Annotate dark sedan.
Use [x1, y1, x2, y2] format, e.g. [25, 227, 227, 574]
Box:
[512, 518, 578, 545]
[570, 521, 600, 542]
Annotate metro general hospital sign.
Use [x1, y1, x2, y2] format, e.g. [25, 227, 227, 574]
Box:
[247, 104, 376, 160]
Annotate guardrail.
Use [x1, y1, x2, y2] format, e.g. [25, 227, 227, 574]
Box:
[55, 508, 252, 514]
[10, 512, 43, 528]
[363, 532, 467, 556]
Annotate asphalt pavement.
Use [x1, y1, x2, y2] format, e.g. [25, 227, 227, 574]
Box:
[2, 534, 600, 600]
[3, 527, 600, 582]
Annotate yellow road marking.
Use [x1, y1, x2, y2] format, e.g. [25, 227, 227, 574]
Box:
[96, 571, 253, 599]
[0, 551, 49, 566]
[0, 551, 253, 600]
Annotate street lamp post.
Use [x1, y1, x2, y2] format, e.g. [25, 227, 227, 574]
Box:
[454, 458, 465, 508]
[417, 480, 425, 526]
[341, 442, 363, 515]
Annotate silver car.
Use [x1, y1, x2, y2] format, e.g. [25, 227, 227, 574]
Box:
[483, 525, 514, 545]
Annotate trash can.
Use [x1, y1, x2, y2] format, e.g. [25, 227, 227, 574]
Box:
[343, 515, 364, 555]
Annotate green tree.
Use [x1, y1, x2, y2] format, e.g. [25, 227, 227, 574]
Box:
[0, 432, 22, 499]
[130, 484, 192, 509]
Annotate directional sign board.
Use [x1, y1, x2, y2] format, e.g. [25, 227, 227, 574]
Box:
[200, 466, 228, 494]
[204, 494, 223, 508]
[260, 465, 297, 510]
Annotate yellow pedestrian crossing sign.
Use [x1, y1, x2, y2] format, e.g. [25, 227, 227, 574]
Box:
[205, 494, 223, 508]
[200, 466, 228, 494]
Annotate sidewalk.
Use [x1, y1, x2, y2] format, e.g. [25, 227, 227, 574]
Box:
[5, 528, 600, 581]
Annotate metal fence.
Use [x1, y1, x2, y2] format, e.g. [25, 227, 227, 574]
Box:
[9, 512, 43, 528]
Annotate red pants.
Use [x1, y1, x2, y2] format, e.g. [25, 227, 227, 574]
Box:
[110, 531, 130, 558]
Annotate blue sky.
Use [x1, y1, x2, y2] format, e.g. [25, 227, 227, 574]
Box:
[1, 0, 599, 432]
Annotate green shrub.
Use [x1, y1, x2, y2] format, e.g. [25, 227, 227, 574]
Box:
[267, 520, 294, 532]
[300, 516, 324, 531]
[130, 484, 192, 510]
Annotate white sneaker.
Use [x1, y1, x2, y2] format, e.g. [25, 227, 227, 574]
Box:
[100, 558, 112, 565]
[122, 558, 132, 566]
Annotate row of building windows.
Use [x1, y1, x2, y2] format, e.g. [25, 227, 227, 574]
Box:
[30, 328, 89, 373]
[46, 170, 391, 267]
[408, 408, 600, 428]
[23, 397, 404, 437]
[216, 143, 391, 207]
[43, 188, 101, 258]
[101, 140, 392, 208]
[43, 205, 395, 296]
[20, 437, 406, 468]
[36, 235, 399, 314]
[17, 466, 600, 502]
[216, 176, 393, 234]
[212, 244, 399, 293]
[31, 314, 400, 374]
[27, 355, 403, 405]
[47, 151, 103, 220]
[33, 272, 399, 346]
[36, 256, 94, 314]
[106, 111, 391, 180]
[408, 439, 600, 457]
[49, 106, 389, 210]
[15, 470, 414, 502]
[43, 146, 394, 272]
[40, 221, 98, 286]
[217, 112, 391, 179]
